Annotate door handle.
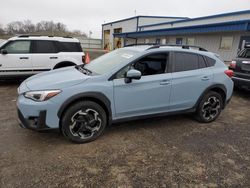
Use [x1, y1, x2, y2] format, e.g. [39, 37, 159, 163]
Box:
[0, 64, 2, 67]
[160, 79, 171, 85]
[201, 76, 210, 81]
[19, 57, 29, 60]
[50, 57, 58, 59]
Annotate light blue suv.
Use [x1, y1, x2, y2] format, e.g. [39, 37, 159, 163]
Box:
[17, 45, 234, 143]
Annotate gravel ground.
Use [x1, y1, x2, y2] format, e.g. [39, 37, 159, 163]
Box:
[0, 80, 250, 188]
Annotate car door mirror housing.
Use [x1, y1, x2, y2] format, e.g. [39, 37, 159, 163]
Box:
[0, 49, 7, 55]
[125, 69, 142, 83]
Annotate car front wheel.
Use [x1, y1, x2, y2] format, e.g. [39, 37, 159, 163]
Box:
[61, 101, 107, 143]
[195, 91, 223, 123]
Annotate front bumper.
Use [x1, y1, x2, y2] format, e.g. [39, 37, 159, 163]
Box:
[17, 109, 51, 131]
[232, 76, 250, 90]
[17, 94, 61, 130]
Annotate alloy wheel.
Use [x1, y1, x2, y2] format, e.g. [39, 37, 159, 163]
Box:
[69, 109, 102, 139]
[201, 96, 221, 121]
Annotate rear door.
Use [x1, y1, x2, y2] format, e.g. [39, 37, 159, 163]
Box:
[169, 52, 213, 111]
[0, 40, 33, 72]
[31, 40, 60, 70]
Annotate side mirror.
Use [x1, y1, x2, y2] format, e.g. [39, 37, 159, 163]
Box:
[0, 49, 7, 55]
[125, 69, 142, 83]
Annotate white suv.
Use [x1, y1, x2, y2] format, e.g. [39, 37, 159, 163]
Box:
[0, 35, 85, 77]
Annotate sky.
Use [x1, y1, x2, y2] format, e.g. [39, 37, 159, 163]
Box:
[0, 0, 250, 38]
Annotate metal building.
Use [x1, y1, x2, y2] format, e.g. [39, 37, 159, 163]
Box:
[102, 16, 189, 50]
[102, 10, 250, 61]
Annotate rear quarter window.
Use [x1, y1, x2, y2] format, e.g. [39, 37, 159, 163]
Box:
[204, 56, 216, 67]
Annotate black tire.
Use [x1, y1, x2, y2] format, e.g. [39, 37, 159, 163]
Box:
[61, 101, 107, 143]
[195, 91, 223, 123]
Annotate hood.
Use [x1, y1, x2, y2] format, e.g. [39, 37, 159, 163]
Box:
[24, 67, 90, 91]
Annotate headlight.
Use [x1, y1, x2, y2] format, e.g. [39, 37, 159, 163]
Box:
[24, 90, 61, 102]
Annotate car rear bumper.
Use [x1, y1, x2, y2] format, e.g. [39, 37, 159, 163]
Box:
[232, 76, 250, 89]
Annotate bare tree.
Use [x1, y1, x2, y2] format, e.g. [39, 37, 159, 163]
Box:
[54, 22, 67, 32]
[3, 20, 86, 37]
[0, 23, 5, 35]
[6, 21, 25, 34]
[70, 30, 87, 37]
[23, 20, 35, 33]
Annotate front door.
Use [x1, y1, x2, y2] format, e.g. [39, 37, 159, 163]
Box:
[0, 40, 32, 71]
[113, 52, 172, 119]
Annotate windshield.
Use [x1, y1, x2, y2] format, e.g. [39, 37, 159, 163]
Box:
[84, 48, 139, 74]
[238, 48, 250, 58]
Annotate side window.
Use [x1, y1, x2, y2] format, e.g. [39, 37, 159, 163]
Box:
[5, 41, 31, 54]
[245, 49, 250, 58]
[33, 40, 58, 53]
[173, 52, 199, 72]
[133, 53, 168, 76]
[59, 42, 82, 52]
[115, 65, 131, 79]
[198, 55, 207, 69]
[205, 56, 216, 67]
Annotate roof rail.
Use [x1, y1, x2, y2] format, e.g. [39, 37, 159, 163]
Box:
[17, 34, 42, 38]
[17, 35, 73, 38]
[124, 43, 156, 47]
[63, 36, 73, 38]
[124, 43, 208, 51]
[147, 44, 208, 51]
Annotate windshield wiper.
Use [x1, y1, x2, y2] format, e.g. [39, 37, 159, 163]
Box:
[75, 65, 92, 75]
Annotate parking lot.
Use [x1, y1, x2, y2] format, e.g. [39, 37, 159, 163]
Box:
[0, 80, 249, 187]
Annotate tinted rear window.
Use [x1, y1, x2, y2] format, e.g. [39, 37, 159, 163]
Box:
[59, 42, 82, 52]
[238, 49, 250, 58]
[34, 40, 58, 53]
[173, 52, 199, 72]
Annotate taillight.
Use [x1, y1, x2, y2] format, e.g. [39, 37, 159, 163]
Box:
[224, 69, 234, 78]
[229, 60, 236, 69]
[82, 55, 85, 64]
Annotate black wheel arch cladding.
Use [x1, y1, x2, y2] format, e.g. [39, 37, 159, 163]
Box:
[57, 92, 112, 126]
[194, 84, 227, 109]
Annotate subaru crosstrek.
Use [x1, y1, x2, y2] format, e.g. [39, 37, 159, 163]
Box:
[17, 45, 234, 143]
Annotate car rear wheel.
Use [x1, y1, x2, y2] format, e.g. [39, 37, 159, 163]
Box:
[61, 101, 107, 143]
[195, 91, 223, 123]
